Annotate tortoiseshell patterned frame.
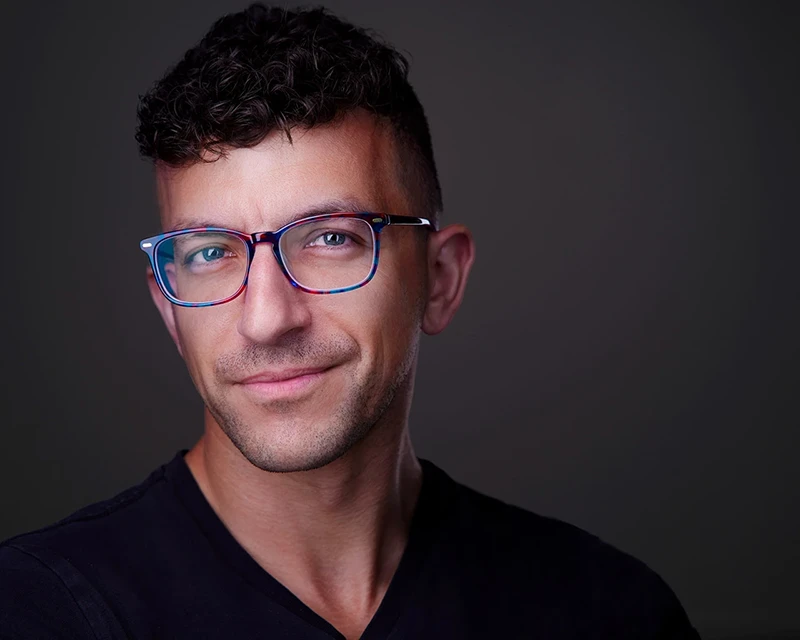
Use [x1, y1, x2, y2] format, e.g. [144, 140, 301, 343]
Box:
[139, 212, 434, 307]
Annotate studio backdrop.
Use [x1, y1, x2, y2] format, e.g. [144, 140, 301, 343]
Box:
[1, 1, 798, 637]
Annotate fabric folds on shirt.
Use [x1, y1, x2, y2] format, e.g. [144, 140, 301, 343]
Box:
[0, 452, 701, 639]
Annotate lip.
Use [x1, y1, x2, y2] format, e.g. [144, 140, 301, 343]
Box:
[237, 367, 331, 384]
[235, 366, 333, 400]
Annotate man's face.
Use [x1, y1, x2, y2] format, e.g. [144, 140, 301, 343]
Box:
[152, 112, 428, 472]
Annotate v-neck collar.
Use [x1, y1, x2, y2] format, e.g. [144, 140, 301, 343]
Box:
[165, 451, 451, 639]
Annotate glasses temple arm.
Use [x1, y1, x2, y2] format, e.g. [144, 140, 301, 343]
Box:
[385, 215, 436, 229]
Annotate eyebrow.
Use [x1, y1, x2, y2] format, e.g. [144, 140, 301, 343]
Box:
[168, 197, 375, 233]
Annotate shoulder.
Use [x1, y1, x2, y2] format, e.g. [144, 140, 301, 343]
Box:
[1, 460, 172, 555]
[0, 544, 97, 638]
[427, 460, 636, 562]
[425, 461, 700, 637]
[448, 477, 640, 570]
[0, 458, 179, 639]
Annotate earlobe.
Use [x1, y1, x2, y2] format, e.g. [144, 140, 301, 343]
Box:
[146, 267, 184, 358]
[421, 224, 476, 336]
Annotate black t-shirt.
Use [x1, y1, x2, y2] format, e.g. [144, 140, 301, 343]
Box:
[0, 452, 700, 639]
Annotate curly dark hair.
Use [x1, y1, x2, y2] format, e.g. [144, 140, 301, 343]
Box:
[135, 4, 442, 219]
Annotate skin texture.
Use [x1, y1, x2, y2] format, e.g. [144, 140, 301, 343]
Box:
[147, 110, 475, 639]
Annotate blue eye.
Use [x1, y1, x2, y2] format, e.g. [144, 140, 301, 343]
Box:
[323, 233, 346, 246]
[187, 246, 227, 264]
[307, 231, 351, 248]
[201, 247, 226, 260]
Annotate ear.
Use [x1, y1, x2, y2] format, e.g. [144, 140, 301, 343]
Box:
[147, 266, 184, 358]
[422, 224, 476, 336]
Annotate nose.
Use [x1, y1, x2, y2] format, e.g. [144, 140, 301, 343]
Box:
[236, 243, 312, 345]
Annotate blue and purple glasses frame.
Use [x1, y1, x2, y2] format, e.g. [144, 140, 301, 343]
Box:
[139, 212, 435, 307]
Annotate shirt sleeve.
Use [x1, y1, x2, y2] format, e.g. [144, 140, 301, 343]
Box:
[0, 544, 100, 639]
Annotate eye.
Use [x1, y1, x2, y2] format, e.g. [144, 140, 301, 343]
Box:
[307, 231, 350, 247]
[186, 245, 231, 264]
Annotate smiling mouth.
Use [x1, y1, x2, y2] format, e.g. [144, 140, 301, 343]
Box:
[238, 366, 332, 384]
[235, 366, 334, 399]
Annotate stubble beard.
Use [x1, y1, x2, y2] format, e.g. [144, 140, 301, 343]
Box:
[203, 336, 418, 473]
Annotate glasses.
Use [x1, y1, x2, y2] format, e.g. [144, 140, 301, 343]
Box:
[140, 212, 434, 307]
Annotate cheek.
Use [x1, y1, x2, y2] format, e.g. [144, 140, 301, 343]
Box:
[342, 245, 423, 374]
[378, 237, 427, 326]
[174, 307, 236, 378]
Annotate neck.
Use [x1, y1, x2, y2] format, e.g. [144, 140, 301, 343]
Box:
[184, 400, 423, 636]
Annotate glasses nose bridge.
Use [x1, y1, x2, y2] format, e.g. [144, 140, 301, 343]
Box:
[252, 230, 280, 246]
[250, 231, 284, 264]
[246, 230, 289, 285]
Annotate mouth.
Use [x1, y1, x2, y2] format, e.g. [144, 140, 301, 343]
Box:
[235, 366, 334, 400]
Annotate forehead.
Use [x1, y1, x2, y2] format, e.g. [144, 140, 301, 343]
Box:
[155, 112, 405, 232]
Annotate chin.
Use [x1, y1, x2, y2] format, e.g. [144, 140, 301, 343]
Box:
[233, 428, 367, 473]
[241, 446, 351, 474]
[205, 360, 405, 473]
[215, 405, 375, 474]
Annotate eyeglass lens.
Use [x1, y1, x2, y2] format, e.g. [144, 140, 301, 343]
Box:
[154, 217, 376, 303]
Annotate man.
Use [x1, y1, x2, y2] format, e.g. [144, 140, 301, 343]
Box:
[0, 5, 700, 639]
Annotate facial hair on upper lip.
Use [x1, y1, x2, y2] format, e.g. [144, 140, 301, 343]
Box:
[213, 336, 360, 385]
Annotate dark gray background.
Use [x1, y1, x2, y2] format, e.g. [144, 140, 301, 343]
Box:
[1, 1, 798, 637]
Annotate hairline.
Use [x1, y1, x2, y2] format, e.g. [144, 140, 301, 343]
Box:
[152, 112, 440, 223]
